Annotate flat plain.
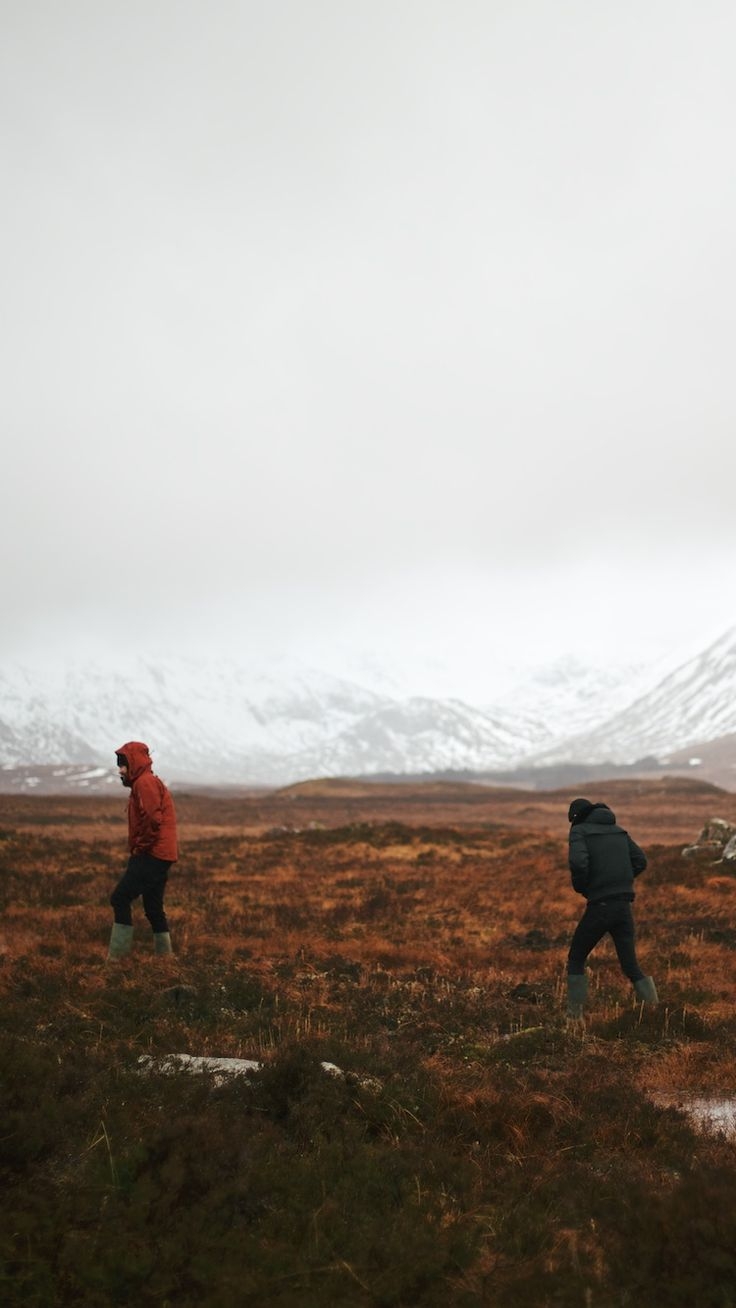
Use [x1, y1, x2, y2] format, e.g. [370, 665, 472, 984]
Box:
[2, 776, 736, 1306]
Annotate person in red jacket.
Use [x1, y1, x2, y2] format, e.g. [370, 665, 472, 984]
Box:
[107, 741, 178, 960]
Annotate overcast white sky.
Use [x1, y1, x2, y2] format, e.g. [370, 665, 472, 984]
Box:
[2, 1, 735, 692]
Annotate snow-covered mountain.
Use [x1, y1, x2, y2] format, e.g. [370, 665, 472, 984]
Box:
[280, 697, 529, 779]
[0, 657, 389, 784]
[1, 631, 734, 786]
[0, 650, 646, 785]
[538, 627, 736, 765]
[489, 654, 662, 749]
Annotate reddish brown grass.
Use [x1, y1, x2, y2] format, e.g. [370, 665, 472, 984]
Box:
[1, 780, 736, 1305]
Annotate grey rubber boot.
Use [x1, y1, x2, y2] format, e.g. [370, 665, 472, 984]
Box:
[634, 976, 659, 1005]
[566, 973, 588, 1018]
[154, 932, 173, 955]
[107, 923, 134, 960]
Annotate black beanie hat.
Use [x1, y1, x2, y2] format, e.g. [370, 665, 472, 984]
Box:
[568, 797, 594, 824]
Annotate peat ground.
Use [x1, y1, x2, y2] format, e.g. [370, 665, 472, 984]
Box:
[1, 779, 736, 1306]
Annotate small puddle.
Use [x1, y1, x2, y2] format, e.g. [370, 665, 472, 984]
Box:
[650, 1093, 736, 1137]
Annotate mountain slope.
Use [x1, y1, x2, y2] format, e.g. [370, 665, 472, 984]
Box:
[538, 627, 736, 764]
[280, 696, 529, 779]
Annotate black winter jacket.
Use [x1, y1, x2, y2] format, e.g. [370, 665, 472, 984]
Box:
[568, 804, 647, 902]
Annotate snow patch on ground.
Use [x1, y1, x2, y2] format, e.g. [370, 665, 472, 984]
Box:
[138, 1052, 381, 1091]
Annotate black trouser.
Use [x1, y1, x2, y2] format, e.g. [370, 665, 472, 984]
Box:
[111, 855, 171, 933]
[567, 897, 645, 982]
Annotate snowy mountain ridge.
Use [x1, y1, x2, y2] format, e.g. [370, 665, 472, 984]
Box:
[537, 626, 736, 767]
[1, 630, 735, 785]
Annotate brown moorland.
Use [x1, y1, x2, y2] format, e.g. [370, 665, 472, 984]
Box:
[1, 777, 736, 1306]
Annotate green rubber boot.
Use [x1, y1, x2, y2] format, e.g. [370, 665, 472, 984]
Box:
[154, 932, 173, 955]
[107, 923, 134, 960]
[566, 973, 588, 1018]
[634, 976, 659, 1006]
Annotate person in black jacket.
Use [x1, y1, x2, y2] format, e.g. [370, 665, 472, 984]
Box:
[566, 797, 658, 1017]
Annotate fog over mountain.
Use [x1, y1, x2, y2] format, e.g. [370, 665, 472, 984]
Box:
[538, 627, 736, 768]
[2, 628, 734, 790]
[4, 1, 736, 736]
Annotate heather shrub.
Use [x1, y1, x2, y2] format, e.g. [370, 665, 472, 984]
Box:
[2, 792, 736, 1304]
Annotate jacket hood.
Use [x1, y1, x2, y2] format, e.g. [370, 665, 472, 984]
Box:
[116, 741, 153, 783]
[585, 803, 616, 826]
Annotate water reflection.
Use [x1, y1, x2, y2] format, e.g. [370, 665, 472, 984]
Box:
[651, 1093, 736, 1137]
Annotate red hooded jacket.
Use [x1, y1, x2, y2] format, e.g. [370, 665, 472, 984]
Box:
[117, 741, 178, 862]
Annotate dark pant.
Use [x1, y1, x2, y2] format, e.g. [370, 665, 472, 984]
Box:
[111, 855, 171, 933]
[567, 898, 644, 982]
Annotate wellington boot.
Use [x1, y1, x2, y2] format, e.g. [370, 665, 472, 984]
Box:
[107, 923, 134, 961]
[566, 973, 588, 1018]
[634, 976, 659, 1006]
[154, 932, 173, 956]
